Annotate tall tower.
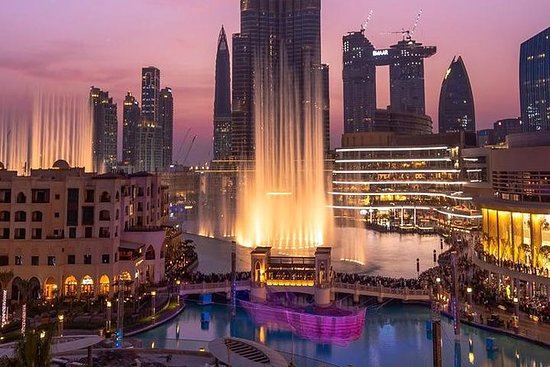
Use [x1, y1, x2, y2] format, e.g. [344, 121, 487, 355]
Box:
[90, 86, 117, 172]
[520, 27, 550, 132]
[160, 87, 173, 168]
[138, 67, 162, 172]
[342, 29, 376, 133]
[438, 56, 476, 133]
[213, 26, 232, 160]
[388, 39, 436, 114]
[122, 92, 140, 166]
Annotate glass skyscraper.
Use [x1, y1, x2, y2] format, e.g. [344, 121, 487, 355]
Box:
[438, 56, 476, 133]
[213, 26, 232, 160]
[90, 86, 118, 172]
[122, 92, 140, 166]
[160, 87, 173, 168]
[520, 27, 550, 132]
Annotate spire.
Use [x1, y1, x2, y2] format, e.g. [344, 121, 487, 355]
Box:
[218, 25, 228, 51]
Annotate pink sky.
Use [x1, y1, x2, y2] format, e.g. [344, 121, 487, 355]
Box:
[1, 0, 549, 164]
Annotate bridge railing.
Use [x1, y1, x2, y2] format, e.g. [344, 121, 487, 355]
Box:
[180, 280, 250, 291]
[333, 282, 430, 296]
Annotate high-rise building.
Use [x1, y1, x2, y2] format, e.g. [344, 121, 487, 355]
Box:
[493, 118, 523, 144]
[342, 30, 376, 133]
[213, 26, 232, 160]
[231, 0, 323, 158]
[122, 92, 140, 166]
[138, 67, 163, 172]
[321, 63, 330, 153]
[160, 87, 173, 168]
[438, 56, 476, 133]
[520, 27, 550, 132]
[90, 86, 117, 172]
[342, 29, 436, 132]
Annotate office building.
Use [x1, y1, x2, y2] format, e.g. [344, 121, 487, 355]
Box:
[493, 118, 523, 144]
[214, 26, 232, 160]
[90, 87, 118, 173]
[438, 56, 476, 133]
[520, 27, 550, 132]
[160, 87, 173, 168]
[0, 162, 172, 300]
[122, 92, 140, 166]
[138, 67, 163, 172]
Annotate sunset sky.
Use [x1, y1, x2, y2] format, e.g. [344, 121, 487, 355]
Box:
[1, 0, 549, 164]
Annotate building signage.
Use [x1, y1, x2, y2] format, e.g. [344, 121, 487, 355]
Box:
[373, 49, 389, 57]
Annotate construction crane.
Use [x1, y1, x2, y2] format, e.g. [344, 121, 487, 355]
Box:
[381, 9, 423, 41]
[182, 135, 196, 167]
[175, 128, 191, 163]
[360, 10, 374, 33]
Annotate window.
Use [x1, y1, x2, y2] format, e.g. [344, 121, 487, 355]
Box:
[14, 228, 25, 240]
[31, 228, 42, 239]
[0, 256, 8, 266]
[16, 192, 26, 203]
[55, 194, 60, 200]
[69, 227, 76, 238]
[99, 210, 110, 221]
[99, 227, 110, 238]
[67, 255, 76, 264]
[100, 191, 111, 203]
[47, 256, 56, 266]
[14, 211, 26, 222]
[0, 211, 9, 221]
[31, 211, 43, 222]
[85, 227, 92, 238]
[84, 254, 92, 264]
[0, 190, 11, 203]
[31, 256, 39, 266]
[15, 256, 22, 265]
[102, 254, 110, 264]
[82, 207, 94, 225]
[138, 203, 143, 212]
[85, 189, 94, 203]
[32, 189, 50, 203]
[0, 228, 9, 239]
[54, 212, 60, 218]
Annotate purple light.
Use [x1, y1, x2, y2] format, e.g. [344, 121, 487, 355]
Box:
[241, 300, 366, 346]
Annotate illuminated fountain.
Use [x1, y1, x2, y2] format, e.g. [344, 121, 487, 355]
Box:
[235, 52, 330, 255]
[0, 93, 93, 174]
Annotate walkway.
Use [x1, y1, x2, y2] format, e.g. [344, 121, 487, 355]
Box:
[179, 280, 431, 301]
[472, 255, 550, 287]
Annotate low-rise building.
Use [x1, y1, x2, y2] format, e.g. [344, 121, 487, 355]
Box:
[0, 160, 172, 300]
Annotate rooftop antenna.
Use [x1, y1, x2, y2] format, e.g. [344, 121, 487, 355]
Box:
[360, 10, 374, 33]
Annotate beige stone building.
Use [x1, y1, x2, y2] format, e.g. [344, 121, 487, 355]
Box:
[0, 161, 172, 300]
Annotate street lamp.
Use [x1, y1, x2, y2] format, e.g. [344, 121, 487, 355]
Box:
[466, 286, 473, 311]
[106, 300, 112, 331]
[151, 291, 157, 319]
[176, 280, 181, 305]
[513, 297, 519, 316]
[57, 314, 64, 336]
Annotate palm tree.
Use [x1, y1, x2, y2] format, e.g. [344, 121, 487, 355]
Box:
[0, 271, 13, 327]
[0, 328, 54, 367]
[14, 279, 33, 335]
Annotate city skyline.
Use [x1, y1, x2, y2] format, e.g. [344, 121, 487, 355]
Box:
[1, 0, 549, 164]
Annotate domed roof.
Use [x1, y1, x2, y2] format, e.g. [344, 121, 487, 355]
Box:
[52, 160, 70, 169]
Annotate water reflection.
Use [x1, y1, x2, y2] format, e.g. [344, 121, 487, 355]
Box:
[137, 302, 550, 367]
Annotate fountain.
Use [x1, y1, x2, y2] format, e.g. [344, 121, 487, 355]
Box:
[0, 92, 93, 174]
[235, 49, 330, 254]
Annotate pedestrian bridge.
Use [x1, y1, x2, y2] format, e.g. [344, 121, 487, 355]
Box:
[178, 280, 430, 302]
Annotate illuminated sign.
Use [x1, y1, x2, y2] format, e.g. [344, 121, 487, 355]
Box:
[373, 49, 389, 57]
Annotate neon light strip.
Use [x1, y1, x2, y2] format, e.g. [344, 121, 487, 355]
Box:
[328, 192, 473, 200]
[466, 169, 482, 172]
[333, 180, 467, 185]
[335, 158, 451, 163]
[334, 169, 460, 174]
[336, 146, 450, 152]
[434, 209, 483, 219]
[330, 205, 482, 219]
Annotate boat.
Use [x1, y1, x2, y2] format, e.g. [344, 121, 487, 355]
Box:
[240, 300, 366, 345]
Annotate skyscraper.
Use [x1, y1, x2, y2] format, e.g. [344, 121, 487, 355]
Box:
[343, 29, 376, 133]
[321, 63, 330, 153]
[160, 87, 173, 168]
[438, 56, 476, 133]
[213, 26, 232, 160]
[138, 67, 163, 172]
[231, 0, 325, 158]
[520, 27, 550, 132]
[122, 92, 140, 166]
[90, 86, 117, 172]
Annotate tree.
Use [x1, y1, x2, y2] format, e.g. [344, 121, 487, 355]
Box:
[0, 271, 14, 327]
[0, 328, 53, 367]
[14, 279, 34, 335]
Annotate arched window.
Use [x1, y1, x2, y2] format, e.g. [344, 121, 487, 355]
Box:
[99, 210, 110, 221]
[0, 211, 9, 222]
[31, 211, 43, 222]
[99, 274, 110, 295]
[145, 245, 155, 260]
[80, 275, 94, 296]
[44, 277, 57, 300]
[16, 192, 26, 203]
[115, 191, 120, 201]
[64, 276, 78, 297]
[100, 191, 111, 203]
[14, 211, 26, 222]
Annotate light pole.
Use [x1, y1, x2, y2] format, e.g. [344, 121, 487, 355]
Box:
[466, 287, 473, 309]
[176, 280, 181, 306]
[151, 291, 156, 320]
[106, 300, 112, 331]
[57, 314, 64, 336]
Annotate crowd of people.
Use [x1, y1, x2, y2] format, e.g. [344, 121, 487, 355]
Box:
[179, 271, 250, 284]
[334, 273, 423, 290]
[475, 248, 550, 278]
